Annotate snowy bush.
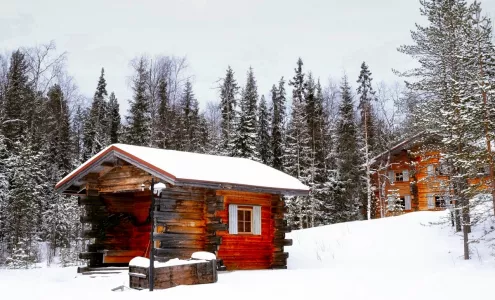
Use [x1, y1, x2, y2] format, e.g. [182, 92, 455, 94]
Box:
[6, 239, 38, 269]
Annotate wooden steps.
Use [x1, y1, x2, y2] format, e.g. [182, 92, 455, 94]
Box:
[77, 266, 129, 276]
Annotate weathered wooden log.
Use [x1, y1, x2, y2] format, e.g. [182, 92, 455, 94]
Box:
[78, 195, 104, 206]
[153, 233, 204, 241]
[271, 206, 288, 214]
[206, 223, 228, 231]
[273, 238, 293, 246]
[80, 214, 108, 223]
[154, 211, 204, 221]
[79, 252, 103, 260]
[154, 248, 199, 258]
[160, 225, 204, 235]
[82, 229, 100, 238]
[129, 260, 217, 290]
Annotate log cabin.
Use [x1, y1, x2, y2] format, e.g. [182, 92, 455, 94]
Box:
[55, 144, 309, 270]
[371, 132, 491, 218]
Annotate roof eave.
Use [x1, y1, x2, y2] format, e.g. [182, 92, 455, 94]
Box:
[56, 145, 309, 196]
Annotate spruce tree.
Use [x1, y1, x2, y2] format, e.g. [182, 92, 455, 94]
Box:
[156, 77, 171, 149]
[179, 80, 201, 152]
[271, 77, 286, 171]
[107, 92, 120, 144]
[219, 66, 239, 155]
[257, 95, 272, 165]
[126, 59, 151, 146]
[3, 50, 33, 147]
[356, 61, 377, 220]
[334, 76, 361, 222]
[83, 68, 109, 159]
[5, 141, 42, 265]
[45, 84, 72, 174]
[285, 58, 312, 229]
[232, 67, 259, 160]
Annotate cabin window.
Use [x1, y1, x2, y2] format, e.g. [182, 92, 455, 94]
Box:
[228, 204, 261, 235]
[395, 172, 404, 182]
[477, 166, 490, 176]
[392, 170, 409, 182]
[237, 207, 253, 233]
[435, 196, 451, 208]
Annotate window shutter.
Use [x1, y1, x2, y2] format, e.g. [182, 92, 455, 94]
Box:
[388, 171, 395, 184]
[405, 195, 411, 210]
[403, 170, 409, 181]
[229, 204, 238, 234]
[253, 206, 261, 235]
[427, 195, 434, 209]
[427, 165, 434, 176]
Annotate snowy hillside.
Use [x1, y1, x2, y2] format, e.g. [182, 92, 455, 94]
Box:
[1, 204, 494, 300]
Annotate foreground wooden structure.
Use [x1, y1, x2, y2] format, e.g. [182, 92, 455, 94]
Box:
[56, 144, 309, 270]
[372, 132, 491, 217]
[129, 260, 218, 290]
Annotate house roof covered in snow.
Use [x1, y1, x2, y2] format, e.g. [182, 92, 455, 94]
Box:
[55, 144, 310, 195]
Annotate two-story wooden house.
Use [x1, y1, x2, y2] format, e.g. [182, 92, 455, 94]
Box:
[371, 132, 491, 218]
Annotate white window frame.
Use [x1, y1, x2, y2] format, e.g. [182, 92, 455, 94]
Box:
[237, 206, 254, 234]
[229, 204, 261, 235]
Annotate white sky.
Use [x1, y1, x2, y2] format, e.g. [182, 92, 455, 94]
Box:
[1, 0, 494, 113]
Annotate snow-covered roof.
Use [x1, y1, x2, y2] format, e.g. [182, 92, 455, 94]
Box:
[55, 144, 309, 195]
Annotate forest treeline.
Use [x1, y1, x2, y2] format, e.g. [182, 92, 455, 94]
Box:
[1, 0, 494, 267]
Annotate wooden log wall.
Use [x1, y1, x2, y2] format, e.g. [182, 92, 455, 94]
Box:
[79, 191, 151, 266]
[129, 260, 217, 290]
[215, 190, 291, 270]
[271, 194, 291, 269]
[153, 186, 210, 262]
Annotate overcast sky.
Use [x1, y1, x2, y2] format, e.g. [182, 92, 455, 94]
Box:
[1, 0, 494, 113]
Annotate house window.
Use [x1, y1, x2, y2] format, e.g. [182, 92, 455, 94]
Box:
[395, 172, 404, 182]
[477, 166, 490, 176]
[237, 206, 253, 234]
[435, 196, 445, 208]
[388, 170, 409, 183]
[228, 204, 261, 235]
[435, 196, 452, 208]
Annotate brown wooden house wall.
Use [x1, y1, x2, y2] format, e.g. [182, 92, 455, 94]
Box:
[77, 163, 291, 270]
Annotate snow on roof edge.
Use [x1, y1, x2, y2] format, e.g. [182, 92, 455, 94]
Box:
[56, 144, 310, 195]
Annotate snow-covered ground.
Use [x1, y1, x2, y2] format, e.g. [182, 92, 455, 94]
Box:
[1, 202, 494, 300]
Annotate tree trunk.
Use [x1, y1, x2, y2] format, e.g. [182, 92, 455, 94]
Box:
[462, 196, 470, 260]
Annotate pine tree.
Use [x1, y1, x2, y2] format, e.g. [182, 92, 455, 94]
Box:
[179, 80, 201, 152]
[107, 92, 120, 144]
[3, 50, 33, 147]
[5, 141, 43, 265]
[0, 134, 9, 247]
[271, 78, 287, 171]
[45, 84, 72, 175]
[72, 105, 87, 163]
[334, 76, 361, 222]
[156, 77, 171, 149]
[257, 95, 272, 165]
[232, 67, 259, 160]
[83, 68, 109, 159]
[396, 0, 492, 259]
[285, 58, 312, 229]
[356, 61, 377, 220]
[219, 66, 239, 155]
[126, 59, 151, 146]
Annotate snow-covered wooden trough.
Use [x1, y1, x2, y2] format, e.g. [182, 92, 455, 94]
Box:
[129, 253, 218, 290]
